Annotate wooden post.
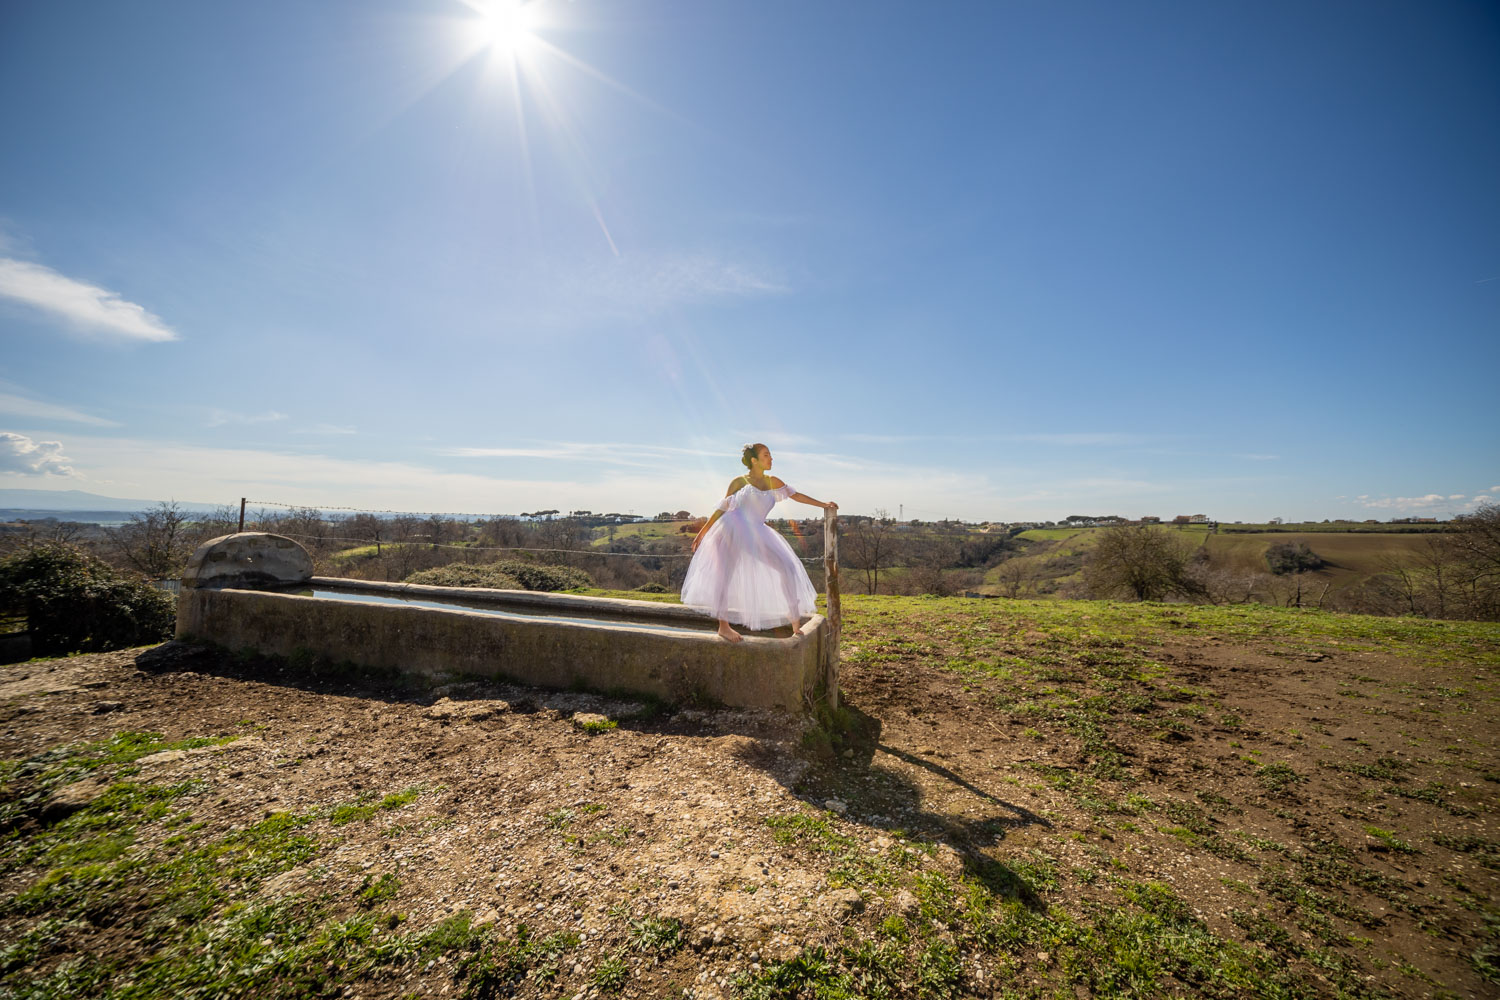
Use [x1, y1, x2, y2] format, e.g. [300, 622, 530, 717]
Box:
[238, 497, 246, 533]
[822, 510, 841, 710]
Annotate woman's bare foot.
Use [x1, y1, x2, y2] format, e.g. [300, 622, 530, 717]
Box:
[717, 621, 743, 643]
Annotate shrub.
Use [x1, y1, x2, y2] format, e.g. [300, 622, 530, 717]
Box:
[405, 564, 522, 590]
[491, 560, 592, 592]
[405, 560, 591, 592]
[634, 582, 669, 594]
[1265, 542, 1324, 575]
[0, 543, 176, 655]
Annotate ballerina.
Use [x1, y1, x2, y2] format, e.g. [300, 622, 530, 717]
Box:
[681, 443, 838, 643]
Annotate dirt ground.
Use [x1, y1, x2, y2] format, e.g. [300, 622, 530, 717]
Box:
[1, 597, 1496, 999]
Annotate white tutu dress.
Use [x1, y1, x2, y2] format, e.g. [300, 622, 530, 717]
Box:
[680, 481, 818, 631]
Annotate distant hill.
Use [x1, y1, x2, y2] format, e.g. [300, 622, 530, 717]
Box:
[0, 488, 226, 517]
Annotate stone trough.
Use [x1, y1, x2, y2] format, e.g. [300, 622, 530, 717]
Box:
[175, 533, 834, 711]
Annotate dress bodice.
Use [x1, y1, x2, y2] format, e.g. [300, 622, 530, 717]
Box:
[716, 482, 794, 521]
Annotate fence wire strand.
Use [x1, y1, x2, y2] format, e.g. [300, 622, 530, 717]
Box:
[267, 531, 825, 564]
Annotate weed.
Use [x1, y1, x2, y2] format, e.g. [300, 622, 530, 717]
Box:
[356, 872, 400, 908]
[1255, 761, 1304, 795]
[1364, 825, 1420, 854]
[593, 951, 629, 992]
[628, 915, 683, 954]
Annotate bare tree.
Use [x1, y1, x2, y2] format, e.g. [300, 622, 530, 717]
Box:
[109, 500, 192, 579]
[190, 505, 241, 543]
[843, 510, 898, 595]
[993, 556, 1036, 599]
[1084, 525, 1204, 601]
[905, 534, 960, 595]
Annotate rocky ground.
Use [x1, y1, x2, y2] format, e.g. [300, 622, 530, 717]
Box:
[0, 595, 1496, 999]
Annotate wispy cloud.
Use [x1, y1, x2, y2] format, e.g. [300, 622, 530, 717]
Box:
[0, 257, 177, 342]
[206, 409, 288, 427]
[530, 251, 787, 322]
[0, 431, 76, 476]
[1357, 493, 1482, 513]
[1005, 432, 1155, 447]
[440, 440, 719, 468]
[292, 423, 357, 435]
[840, 432, 931, 445]
[0, 390, 119, 427]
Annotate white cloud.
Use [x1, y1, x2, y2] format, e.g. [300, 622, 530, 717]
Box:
[206, 409, 288, 427]
[1489, 486, 1500, 493]
[0, 431, 76, 476]
[0, 390, 119, 427]
[0, 257, 177, 342]
[1357, 493, 1475, 513]
[1449, 494, 1466, 500]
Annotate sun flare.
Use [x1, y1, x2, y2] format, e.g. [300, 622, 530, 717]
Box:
[471, 0, 538, 56]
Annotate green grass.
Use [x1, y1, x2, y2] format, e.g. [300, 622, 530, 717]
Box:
[327, 786, 423, 825]
[0, 741, 512, 999]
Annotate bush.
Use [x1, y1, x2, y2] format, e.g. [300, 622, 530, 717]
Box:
[0, 543, 176, 655]
[405, 560, 592, 592]
[634, 582, 669, 593]
[1264, 542, 1324, 575]
[492, 560, 593, 592]
[404, 564, 522, 590]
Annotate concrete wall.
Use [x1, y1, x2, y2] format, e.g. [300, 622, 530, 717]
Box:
[177, 586, 826, 711]
[182, 532, 313, 590]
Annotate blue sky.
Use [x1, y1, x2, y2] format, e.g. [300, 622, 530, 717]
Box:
[2, 0, 1496, 522]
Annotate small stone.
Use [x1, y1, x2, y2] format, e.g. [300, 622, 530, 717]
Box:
[824, 798, 847, 815]
[710, 850, 720, 859]
[572, 712, 611, 731]
[92, 701, 124, 714]
[842, 748, 854, 759]
[1037, 951, 1050, 963]
[892, 889, 919, 918]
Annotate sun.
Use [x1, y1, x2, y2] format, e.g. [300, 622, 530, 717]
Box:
[470, 0, 539, 57]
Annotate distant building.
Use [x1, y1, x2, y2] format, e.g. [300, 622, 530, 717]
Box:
[1140, 515, 1161, 524]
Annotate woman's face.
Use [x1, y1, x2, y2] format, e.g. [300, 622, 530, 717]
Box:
[757, 447, 772, 469]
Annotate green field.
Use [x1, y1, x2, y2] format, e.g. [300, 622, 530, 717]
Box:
[1202, 531, 1440, 591]
[589, 521, 692, 547]
[983, 525, 1446, 600]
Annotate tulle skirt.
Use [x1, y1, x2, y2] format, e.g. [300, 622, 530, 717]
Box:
[680, 512, 817, 631]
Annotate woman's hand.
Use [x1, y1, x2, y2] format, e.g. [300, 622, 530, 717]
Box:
[691, 534, 702, 553]
[825, 501, 839, 512]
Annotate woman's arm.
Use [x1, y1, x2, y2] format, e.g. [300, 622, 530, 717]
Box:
[691, 510, 722, 552]
[769, 475, 837, 511]
[691, 478, 747, 552]
[790, 492, 838, 511]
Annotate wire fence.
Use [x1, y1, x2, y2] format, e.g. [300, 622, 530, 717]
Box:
[240, 497, 840, 575]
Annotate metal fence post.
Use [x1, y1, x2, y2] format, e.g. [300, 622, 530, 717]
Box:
[238, 497, 246, 533]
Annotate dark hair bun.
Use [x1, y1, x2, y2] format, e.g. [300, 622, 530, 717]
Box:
[741, 442, 767, 469]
